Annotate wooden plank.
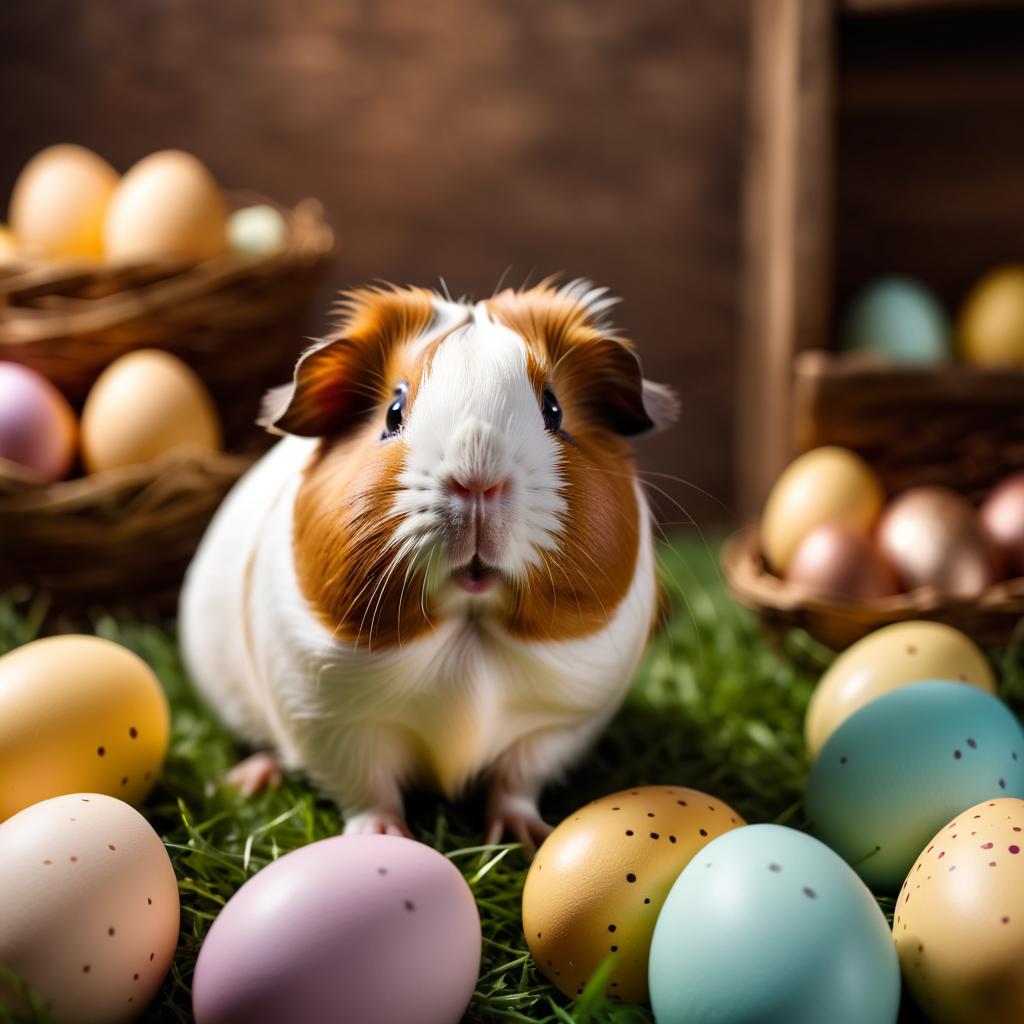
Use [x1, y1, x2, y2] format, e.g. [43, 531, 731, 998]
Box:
[737, 0, 836, 521]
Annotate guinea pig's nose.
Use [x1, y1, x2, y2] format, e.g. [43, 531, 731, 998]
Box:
[448, 475, 508, 503]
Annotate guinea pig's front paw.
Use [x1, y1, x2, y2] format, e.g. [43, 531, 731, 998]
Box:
[485, 792, 553, 853]
[226, 751, 283, 797]
[343, 808, 413, 839]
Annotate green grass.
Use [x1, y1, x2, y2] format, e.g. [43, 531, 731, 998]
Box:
[2, 534, 1023, 1023]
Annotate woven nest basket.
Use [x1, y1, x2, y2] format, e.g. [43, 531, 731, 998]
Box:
[0, 195, 333, 612]
[723, 353, 1024, 650]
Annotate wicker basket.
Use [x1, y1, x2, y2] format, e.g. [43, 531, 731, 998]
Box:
[0, 194, 333, 447]
[0, 195, 332, 610]
[724, 351, 1024, 648]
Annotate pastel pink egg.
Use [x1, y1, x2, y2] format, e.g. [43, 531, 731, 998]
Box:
[192, 834, 481, 1024]
[0, 362, 77, 481]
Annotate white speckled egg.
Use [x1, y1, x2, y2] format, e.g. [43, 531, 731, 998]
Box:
[896, 798, 1024, 1022]
[806, 621, 996, 759]
[0, 793, 179, 1024]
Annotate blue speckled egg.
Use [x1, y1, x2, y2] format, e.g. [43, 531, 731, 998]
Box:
[840, 276, 951, 363]
[648, 824, 900, 1024]
[806, 681, 1024, 891]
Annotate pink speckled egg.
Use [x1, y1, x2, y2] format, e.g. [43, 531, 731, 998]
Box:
[0, 362, 77, 481]
[192, 834, 481, 1024]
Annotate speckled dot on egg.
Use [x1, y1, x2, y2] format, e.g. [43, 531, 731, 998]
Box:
[896, 798, 1024, 1022]
[522, 786, 745, 1003]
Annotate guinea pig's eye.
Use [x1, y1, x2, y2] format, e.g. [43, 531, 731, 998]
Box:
[382, 382, 408, 440]
[541, 387, 562, 433]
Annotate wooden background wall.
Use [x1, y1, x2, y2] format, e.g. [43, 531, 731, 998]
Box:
[0, 0, 750, 527]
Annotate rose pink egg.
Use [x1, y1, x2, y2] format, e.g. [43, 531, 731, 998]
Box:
[980, 472, 1024, 579]
[0, 362, 77, 481]
[785, 523, 901, 601]
[192, 834, 481, 1024]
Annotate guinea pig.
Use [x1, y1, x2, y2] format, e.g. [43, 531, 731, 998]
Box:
[180, 278, 677, 845]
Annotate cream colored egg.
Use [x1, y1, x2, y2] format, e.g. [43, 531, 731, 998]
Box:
[81, 349, 221, 474]
[0, 224, 17, 261]
[896, 798, 1024, 1023]
[523, 786, 745, 1003]
[761, 447, 884, 573]
[0, 793, 179, 1024]
[9, 144, 118, 259]
[228, 204, 288, 255]
[805, 621, 996, 759]
[104, 150, 227, 262]
[0, 636, 169, 822]
[959, 265, 1024, 366]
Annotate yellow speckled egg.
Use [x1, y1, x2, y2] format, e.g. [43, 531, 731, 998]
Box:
[103, 150, 227, 263]
[806, 621, 996, 759]
[0, 636, 169, 822]
[0, 792, 179, 1024]
[959, 265, 1024, 367]
[522, 786, 745, 1003]
[9, 144, 118, 259]
[81, 349, 221, 474]
[896, 798, 1024, 1023]
[761, 447, 884, 573]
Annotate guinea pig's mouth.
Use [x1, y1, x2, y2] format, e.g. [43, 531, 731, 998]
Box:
[452, 554, 499, 595]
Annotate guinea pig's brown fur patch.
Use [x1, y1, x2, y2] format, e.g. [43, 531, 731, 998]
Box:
[293, 282, 650, 649]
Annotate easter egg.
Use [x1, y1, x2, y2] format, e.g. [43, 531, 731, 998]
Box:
[9, 144, 118, 259]
[878, 486, 999, 598]
[228, 205, 288, 255]
[0, 224, 16, 260]
[805, 621, 996, 759]
[0, 793, 179, 1024]
[522, 786, 745, 1003]
[896, 798, 1024, 1023]
[784, 523, 900, 602]
[81, 349, 221, 474]
[980, 471, 1024, 579]
[959, 264, 1024, 366]
[762, 447, 884, 573]
[0, 362, 78, 482]
[0, 636, 169, 822]
[104, 150, 227, 263]
[648, 824, 900, 1024]
[840, 275, 951, 364]
[192, 834, 480, 1024]
[806, 681, 1024, 890]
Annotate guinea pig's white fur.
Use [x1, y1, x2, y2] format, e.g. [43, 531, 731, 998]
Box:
[180, 281, 668, 843]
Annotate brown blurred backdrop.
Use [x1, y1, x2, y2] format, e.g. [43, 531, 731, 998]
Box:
[0, 0, 750, 526]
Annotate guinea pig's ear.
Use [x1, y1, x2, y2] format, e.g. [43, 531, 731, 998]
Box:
[258, 336, 366, 437]
[568, 337, 679, 437]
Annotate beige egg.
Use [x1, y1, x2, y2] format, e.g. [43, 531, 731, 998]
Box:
[958, 264, 1024, 366]
[103, 150, 227, 263]
[9, 144, 118, 259]
[895, 798, 1024, 1023]
[522, 786, 745, 1003]
[762, 447, 885, 573]
[805, 621, 996, 759]
[0, 793, 179, 1024]
[0, 223, 17, 260]
[0, 636, 170, 822]
[81, 349, 221, 474]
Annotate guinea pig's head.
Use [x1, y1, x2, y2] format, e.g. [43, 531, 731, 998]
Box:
[261, 279, 677, 649]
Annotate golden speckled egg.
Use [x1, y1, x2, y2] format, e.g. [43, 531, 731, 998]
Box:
[0, 792, 179, 1024]
[522, 786, 745, 1003]
[0, 636, 169, 822]
[103, 150, 227, 263]
[81, 349, 221, 474]
[959, 265, 1024, 367]
[805, 621, 996, 759]
[761, 447, 884, 573]
[896, 798, 1024, 1023]
[9, 144, 118, 259]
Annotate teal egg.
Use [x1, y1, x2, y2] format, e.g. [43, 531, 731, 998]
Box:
[806, 681, 1024, 891]
[648, 824, 899, 1024]
[840, 276, 951, 363]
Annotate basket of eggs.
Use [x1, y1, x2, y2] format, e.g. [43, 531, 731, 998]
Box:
[0, 144, 333, 611]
